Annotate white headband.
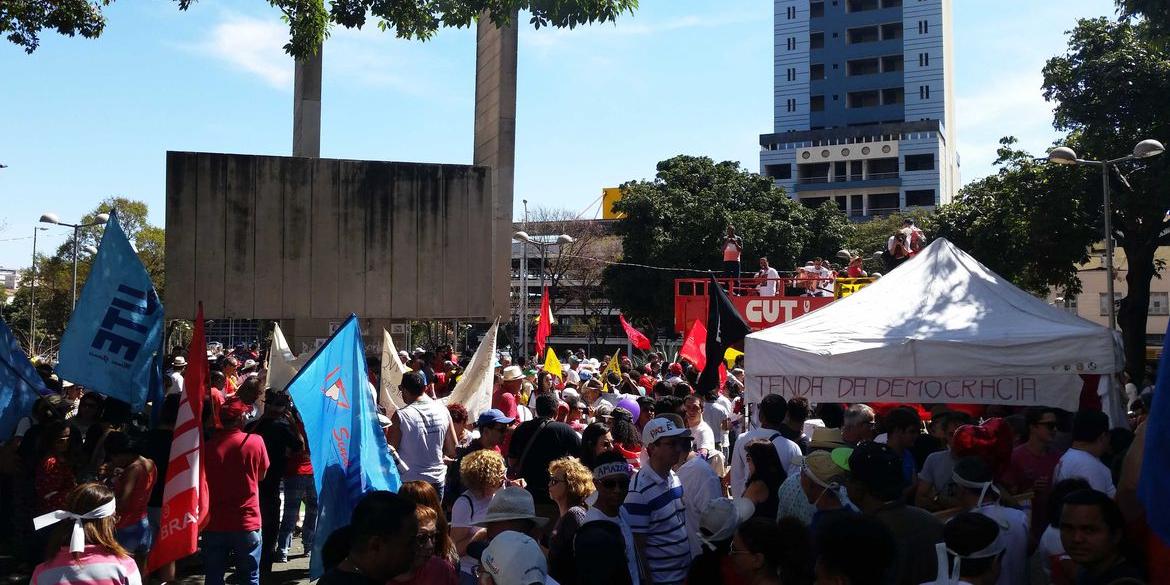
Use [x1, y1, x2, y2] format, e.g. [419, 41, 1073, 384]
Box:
[33, 498, 117, 553]
[593, 462, 633, 480]
[952, 471, 1001, 508]
[932, 529, 1007, 585]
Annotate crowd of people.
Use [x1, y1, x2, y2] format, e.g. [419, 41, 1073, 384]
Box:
[1, 340, 1160, 585]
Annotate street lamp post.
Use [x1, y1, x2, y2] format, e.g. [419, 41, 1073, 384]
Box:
[40, 212, 110, 309]
[1047, 139, 1165, 330]
[29, 226, 48, 356]
[512, 231, 575, 360]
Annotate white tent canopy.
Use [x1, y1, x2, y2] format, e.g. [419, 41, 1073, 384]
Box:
[745, 238, 1123, 412]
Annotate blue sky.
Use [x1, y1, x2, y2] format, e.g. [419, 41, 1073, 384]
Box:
[0, 0, 1117, 269]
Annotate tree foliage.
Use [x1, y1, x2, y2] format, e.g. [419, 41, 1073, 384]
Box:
[1041, 16, 1170, 380]
[6, 0, 638, 59]
[602, 155, 851, 333]
[1, 197, 163, 357]
[933, 137, 1098, 296]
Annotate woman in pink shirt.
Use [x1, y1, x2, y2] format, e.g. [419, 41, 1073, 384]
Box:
[32, 482, 142, 585]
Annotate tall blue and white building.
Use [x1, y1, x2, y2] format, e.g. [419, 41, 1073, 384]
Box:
[760, 0, 958, 217]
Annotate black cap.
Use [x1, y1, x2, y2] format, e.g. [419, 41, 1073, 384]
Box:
[848, 441, 904, 501]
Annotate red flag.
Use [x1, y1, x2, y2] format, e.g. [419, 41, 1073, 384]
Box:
[679, 320, 707, 371]
[535, 286, 552, 358]
[147, 304, 210, 572]
[619, 314, 652, 351]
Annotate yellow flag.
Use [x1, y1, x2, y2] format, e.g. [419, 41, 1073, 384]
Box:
[544, 347, 563, 379]
[724, 346, 744, 369]
[603, 348, 623, 392]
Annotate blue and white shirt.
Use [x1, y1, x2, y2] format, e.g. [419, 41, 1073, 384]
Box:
[623, 465, 691, 585]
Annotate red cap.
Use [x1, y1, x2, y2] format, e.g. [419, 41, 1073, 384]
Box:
[669, 363, 683, 375]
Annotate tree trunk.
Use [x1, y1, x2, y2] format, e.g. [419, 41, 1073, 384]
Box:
[1119, 240, 1156, 383]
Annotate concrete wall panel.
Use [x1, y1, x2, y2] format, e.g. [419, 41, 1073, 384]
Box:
[166, 152, 502, 321]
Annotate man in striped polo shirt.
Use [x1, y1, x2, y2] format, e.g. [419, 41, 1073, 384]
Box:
[623, 417, 693, 585]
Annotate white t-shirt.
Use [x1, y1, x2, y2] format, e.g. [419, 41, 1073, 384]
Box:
[676, 455, 723, 558]
[584, 506, 641, 585]
[975, 503, 1028, 585]
[1053, 448, 1116, 497]
[1033, 525, 1066, 583]
[702, 400, 731, 449]
[689, 421, 716, 453]
[396, 395, 452, 484]
[756, 267, 781, 296]
[451, 490, 494, 575]
[168, 371, 185, 396]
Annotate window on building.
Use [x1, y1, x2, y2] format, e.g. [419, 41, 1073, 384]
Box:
[786, 98, 797, 112]
[787, 5, 797, 19]
[869, 192, 901, 214]
[811, 63, 826, 80]
[847, 90, 880, 108]
[869, 158, 900, 178]
[849, 160, 864, 180]
[881, 54, 904, 72]
[918, 19, 929, 34]
[919, 52, 930, 67]
[765, 163, 793, 180]
[904, 154, 935, 171]
[1152, 292, 1169, 315]
[919, 85, 931, 100]
[787, 67, 797, 81]
[847, 0, 879, 12]
[811, 2, 825, 17]
[1060, 296, 1079, 315]
[847, 26, 880, 44]
[847, 58, 880, 76]
[1099, 293, 1121, 316]
[881, 0, 903, 7]
[810, 32, 825, 49]
[881, 87, 904, 105]
[880, 23, 902, 41]
[787, 36, 797, 50]
[905, 189, 936, 206]
[811, 95, 826, 112]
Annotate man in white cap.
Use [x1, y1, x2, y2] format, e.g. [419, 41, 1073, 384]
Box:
[624, 417, 693, 585]
[168, 355, 187, 396]
[475, 531, 556, 585]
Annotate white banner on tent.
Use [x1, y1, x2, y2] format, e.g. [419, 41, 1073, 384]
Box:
[443, 319, 499, 421]
[746, 373, 1082, 411]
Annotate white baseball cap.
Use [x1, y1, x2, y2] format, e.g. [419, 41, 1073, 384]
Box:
[641, 417, 692, 446]
[698, 498, 755, 550]
[480, 531, 548, 585]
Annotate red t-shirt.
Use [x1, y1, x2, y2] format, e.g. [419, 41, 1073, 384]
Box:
[205, 428, 269, 532]
[114, 460, 157, 528]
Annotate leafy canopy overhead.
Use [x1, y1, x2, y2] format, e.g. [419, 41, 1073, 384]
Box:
[4, 0, 638, 59]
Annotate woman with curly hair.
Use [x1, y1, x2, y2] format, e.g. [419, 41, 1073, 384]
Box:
[546, 457, 593, 583]
[450, 449, 506, 585]
[447, 403, 472, 448]
[32, 483, 142, 585]
[398, 480, 457, 564]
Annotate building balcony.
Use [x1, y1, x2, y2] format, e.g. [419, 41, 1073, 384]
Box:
[794, 174, 901, 192]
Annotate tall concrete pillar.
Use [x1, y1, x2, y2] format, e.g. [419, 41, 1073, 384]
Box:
[293, 47, 323, 158]
[473, 13, 518, 320]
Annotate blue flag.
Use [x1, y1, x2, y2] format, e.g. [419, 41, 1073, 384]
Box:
[1139, 321, 1170, 544]
[56, 211, 164, 410]
[0, 317, 50, 439]
[286, 314, 401, 578]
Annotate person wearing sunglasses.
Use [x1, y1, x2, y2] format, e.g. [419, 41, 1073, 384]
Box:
[1006, 407, 1064, 541]
[585, 451, 641, 585]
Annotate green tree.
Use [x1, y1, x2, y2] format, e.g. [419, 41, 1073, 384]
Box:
[933, 138, 1097, 296]
[6, 1, 638, 59]
[602, 155, 852, 334]
[1117, 0, 1170, 42]
[1041, 16, 1170, 381]
[1, 197, 163, 356]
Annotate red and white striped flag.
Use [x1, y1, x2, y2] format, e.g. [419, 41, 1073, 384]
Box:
[146, 303, 210, 572]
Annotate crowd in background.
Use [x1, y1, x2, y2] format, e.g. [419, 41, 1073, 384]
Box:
[2, 339, 1160, 585]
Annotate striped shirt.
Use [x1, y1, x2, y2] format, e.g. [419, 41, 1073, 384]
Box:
[32, 546, 142, 585]
[623, 465, 691, 585]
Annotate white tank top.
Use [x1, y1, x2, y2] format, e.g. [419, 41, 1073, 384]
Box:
[396, 396, 450, 483]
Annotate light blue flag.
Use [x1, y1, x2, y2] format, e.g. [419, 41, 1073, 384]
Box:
[1139, 319, 1170, 545]
[0, 317, 50, 439]
[56, 211, 163, 410]
[286, 314, 401, 578]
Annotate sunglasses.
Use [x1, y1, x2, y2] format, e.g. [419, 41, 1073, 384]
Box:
[548, 476, 567, 486]
[600, 478, 630, 491]
[1036, 421, 1058, 430]
[414, 531, 436, 546]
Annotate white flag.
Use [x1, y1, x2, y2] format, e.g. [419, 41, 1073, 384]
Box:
[443, 319, 499, 421]
[379, 329, 410, 412]
[266, 322, 307, 392]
